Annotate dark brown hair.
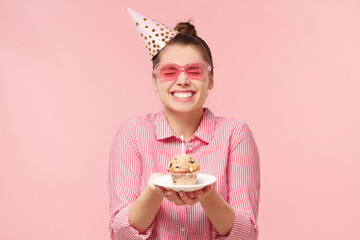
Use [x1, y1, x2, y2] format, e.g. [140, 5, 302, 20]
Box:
[152, 20, 214, 76]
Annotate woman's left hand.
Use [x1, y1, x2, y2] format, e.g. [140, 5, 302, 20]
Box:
[157, 183, 215, 206]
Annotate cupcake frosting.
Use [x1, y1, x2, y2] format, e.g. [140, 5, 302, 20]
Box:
[167, 154, 200, 173]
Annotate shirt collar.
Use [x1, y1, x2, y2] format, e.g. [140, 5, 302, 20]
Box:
[155, 110, 175, 140]
[155, 107, 216, 144]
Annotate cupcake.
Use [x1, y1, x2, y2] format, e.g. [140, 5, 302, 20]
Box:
[167, 154, 200, 185]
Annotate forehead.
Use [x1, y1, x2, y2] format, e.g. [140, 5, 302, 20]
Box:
[159, 44, 204, 65]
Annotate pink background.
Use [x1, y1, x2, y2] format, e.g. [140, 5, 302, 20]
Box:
[1, 0, 359, 239]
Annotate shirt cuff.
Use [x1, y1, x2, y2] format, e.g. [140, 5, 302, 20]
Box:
[212, 209, 258, 240]
[109, 204, 155, 240]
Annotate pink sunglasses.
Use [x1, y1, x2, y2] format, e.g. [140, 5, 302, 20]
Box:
[153, 61, 212, 82]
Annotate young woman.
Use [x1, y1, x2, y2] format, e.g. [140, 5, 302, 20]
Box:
[108, 9, 260, 240]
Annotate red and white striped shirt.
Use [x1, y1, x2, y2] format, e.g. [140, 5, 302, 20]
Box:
[108, 107, 260, 239]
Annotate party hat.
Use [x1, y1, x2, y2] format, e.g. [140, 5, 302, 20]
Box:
[127, 8, 179, 59]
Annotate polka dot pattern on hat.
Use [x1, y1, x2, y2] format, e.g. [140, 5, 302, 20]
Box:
[127, 8, 179, 58]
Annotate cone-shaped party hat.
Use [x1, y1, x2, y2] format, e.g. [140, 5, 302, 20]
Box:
[127, 8, 179, 59]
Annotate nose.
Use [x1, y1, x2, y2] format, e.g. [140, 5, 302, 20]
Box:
[176, 71, 190, 85]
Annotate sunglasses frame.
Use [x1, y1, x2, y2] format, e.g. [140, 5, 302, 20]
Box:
[153, 60, 212, 82]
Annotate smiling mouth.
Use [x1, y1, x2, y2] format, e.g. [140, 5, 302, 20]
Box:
[172, 92, 195, 98]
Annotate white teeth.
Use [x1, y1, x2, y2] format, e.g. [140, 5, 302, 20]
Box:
[173, 92, 194, 98]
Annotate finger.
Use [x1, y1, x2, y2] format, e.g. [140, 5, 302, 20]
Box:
[166, 189, 178, 195]
[193, 190, 203, 198]
[201, 185, 212, 193]
[170, 195, 185, 205]
[166, 191, 185, 206]
[157, 187, 171, 198]
[179, 191, 198, 205]
[205, 185, 213, 192]
[156, 186, 165, 192]
[187, 192, 195, 198]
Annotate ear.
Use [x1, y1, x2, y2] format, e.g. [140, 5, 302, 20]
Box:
[208, 73, 214, 90]
[152, 74, 159, 92]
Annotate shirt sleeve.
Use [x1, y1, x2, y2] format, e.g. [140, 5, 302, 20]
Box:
[108, 118, 155, 240]
[212, 122, 260, 240]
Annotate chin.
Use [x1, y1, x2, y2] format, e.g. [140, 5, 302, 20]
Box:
[166, 105, 204, 114]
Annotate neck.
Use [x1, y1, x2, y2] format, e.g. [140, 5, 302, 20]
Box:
[163, 107, 204, 142]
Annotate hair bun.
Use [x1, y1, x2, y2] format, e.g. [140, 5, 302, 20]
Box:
[174, 21, 197, 37]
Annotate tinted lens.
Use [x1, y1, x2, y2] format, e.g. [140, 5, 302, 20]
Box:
[158, 64, 179, 81]
[185, 63, 207, 80]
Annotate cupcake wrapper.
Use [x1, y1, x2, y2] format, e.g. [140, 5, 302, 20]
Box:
[170, 171, 198, 185]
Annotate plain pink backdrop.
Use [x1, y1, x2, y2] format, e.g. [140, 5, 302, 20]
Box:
[1, 0, 359, 239]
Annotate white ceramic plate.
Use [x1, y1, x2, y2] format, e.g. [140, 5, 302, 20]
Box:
[153, 173, 216, 192]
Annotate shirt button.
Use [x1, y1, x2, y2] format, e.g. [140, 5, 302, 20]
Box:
[187, 147, 192, 151]
[180, 227, 185, 232]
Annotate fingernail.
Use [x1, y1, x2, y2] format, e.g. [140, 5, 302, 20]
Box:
[179, 192, 184, 197]
[166, 192, 173, 196]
